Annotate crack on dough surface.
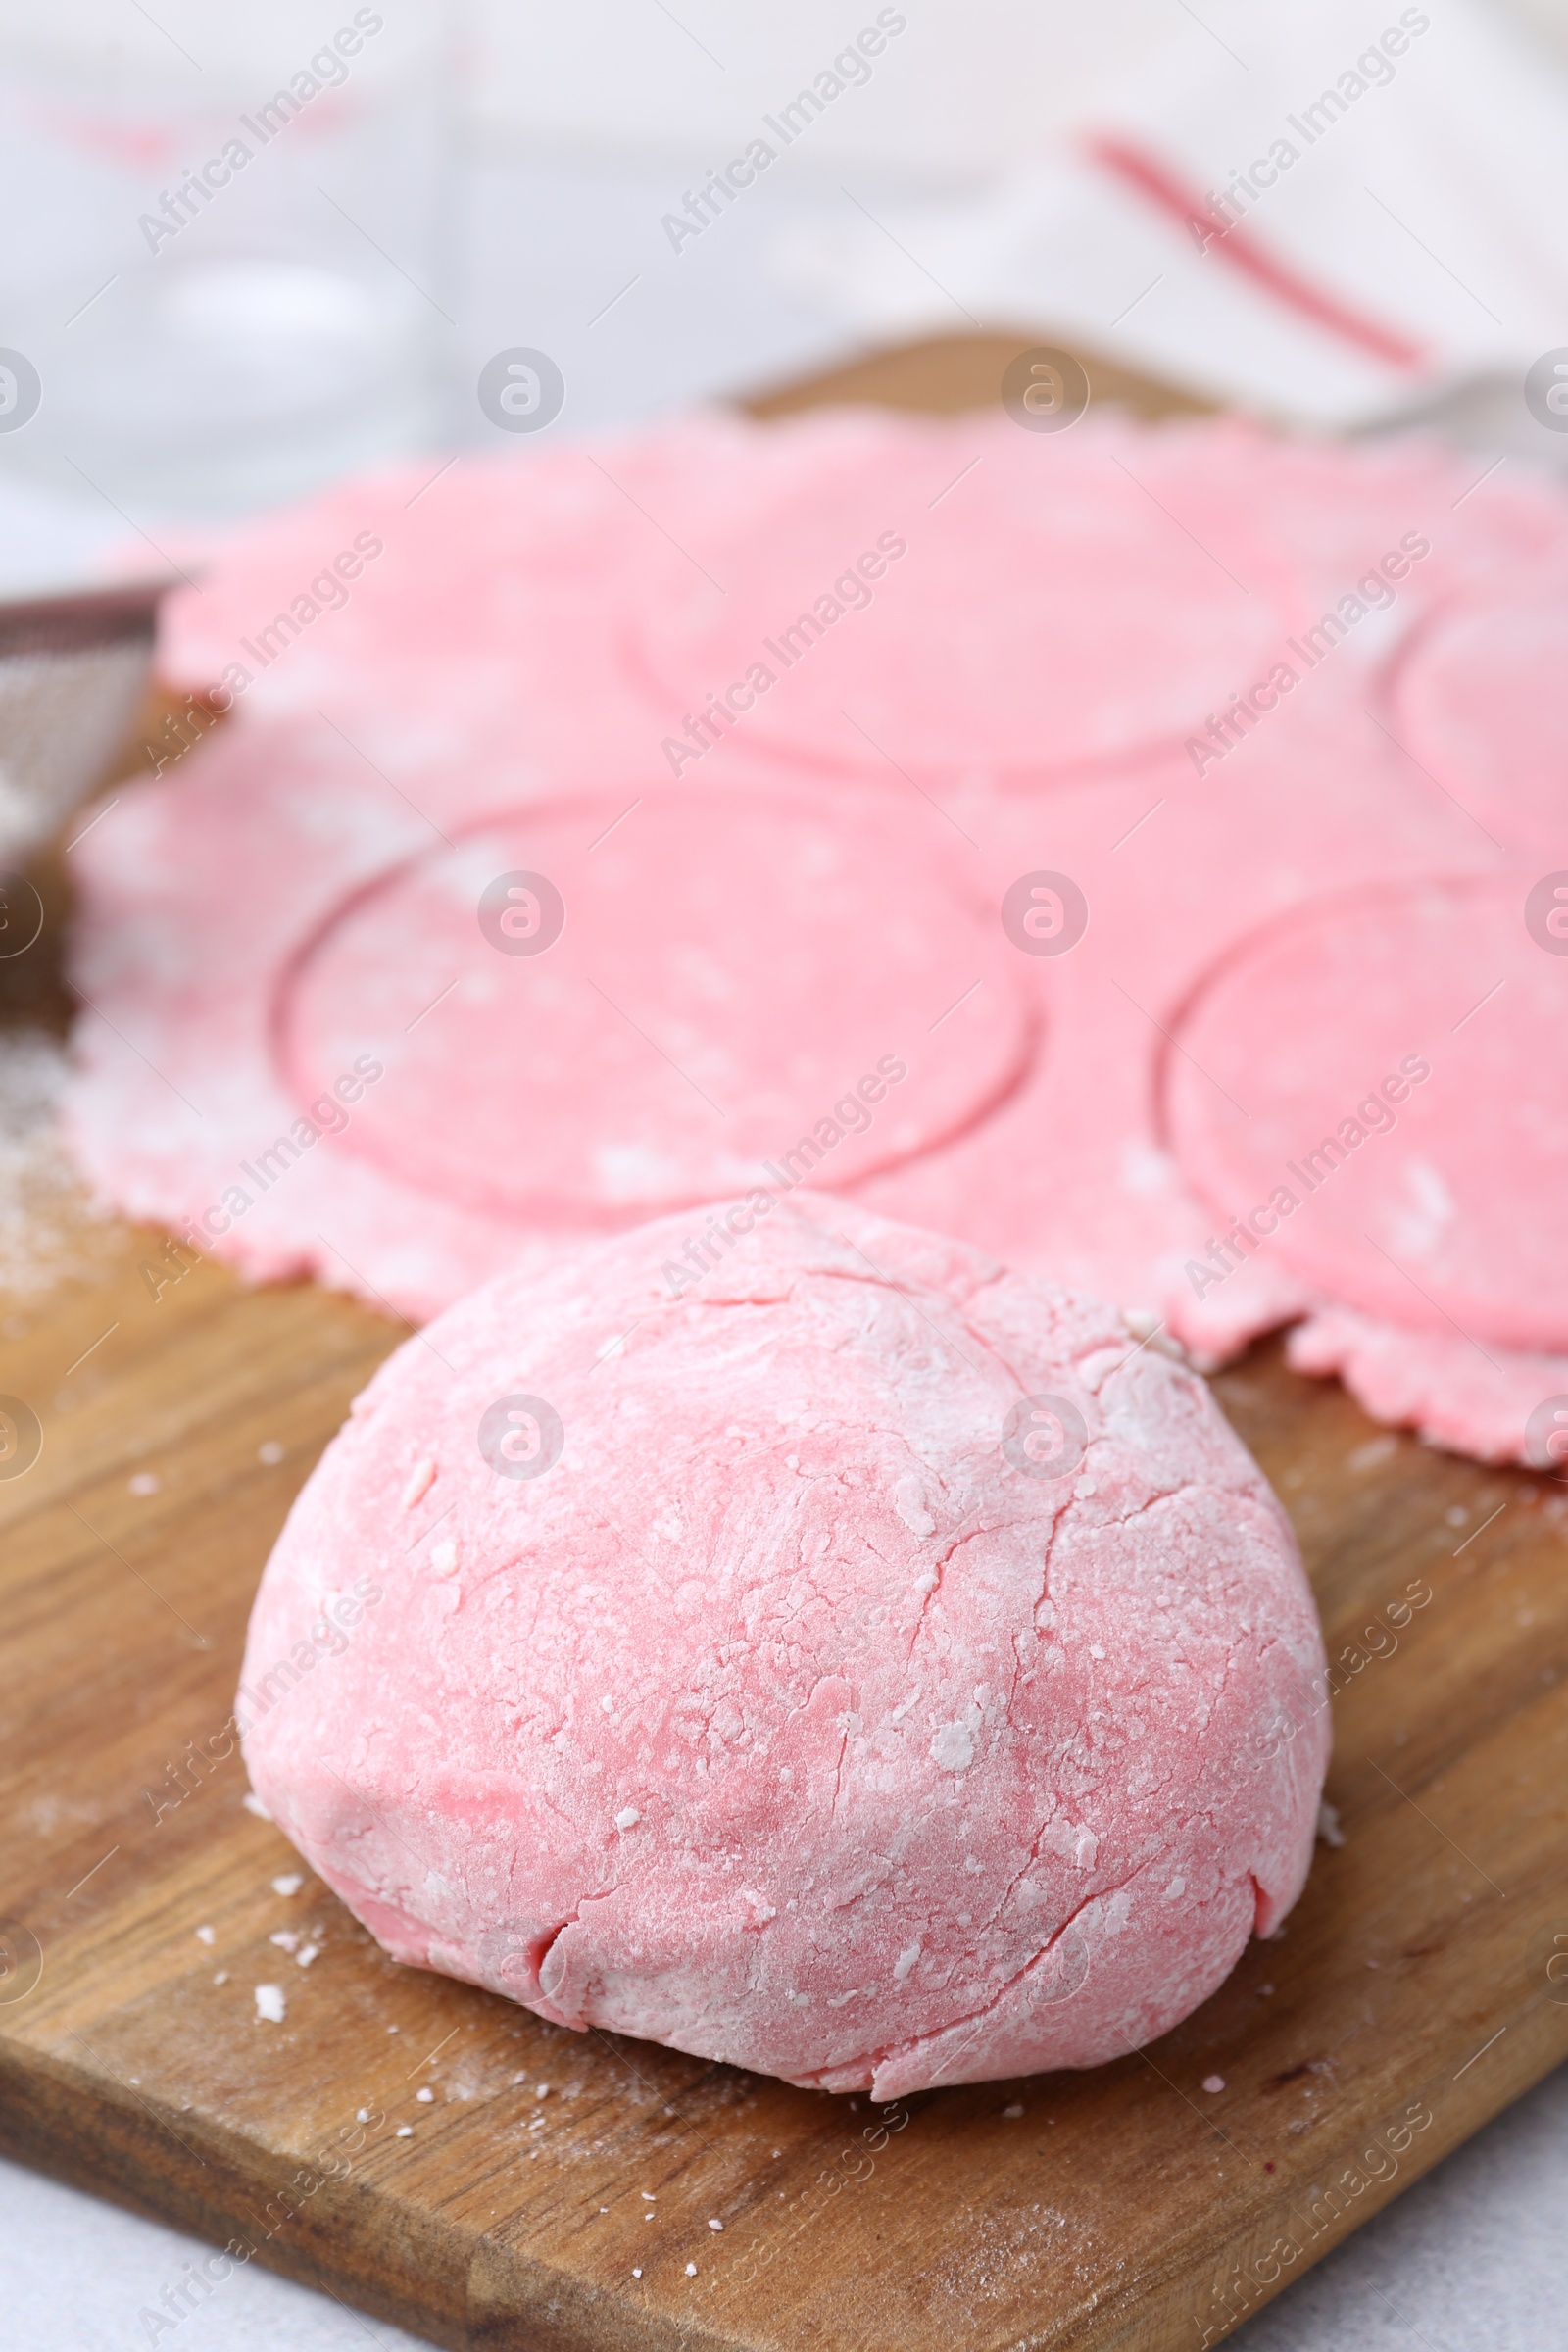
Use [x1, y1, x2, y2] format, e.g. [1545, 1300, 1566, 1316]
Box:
[804, 1870, 1145, 2097]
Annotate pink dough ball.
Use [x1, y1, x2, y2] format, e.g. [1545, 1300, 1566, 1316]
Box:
[239, 1195, 1327, 2094]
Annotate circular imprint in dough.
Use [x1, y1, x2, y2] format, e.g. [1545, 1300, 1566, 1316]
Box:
[277, 789, 1034, 1224]
[238, 1198, 1327, 2094]
[1390, 589, 1568, 848]
[1163, 879, 1568, 1352]
[632, 422, 1280, 779]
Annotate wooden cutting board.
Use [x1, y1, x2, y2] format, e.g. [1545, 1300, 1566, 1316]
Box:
[3, 335, 1566, 2352]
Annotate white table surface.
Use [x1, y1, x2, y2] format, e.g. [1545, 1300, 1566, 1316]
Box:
[2, 133, 1561, 2351]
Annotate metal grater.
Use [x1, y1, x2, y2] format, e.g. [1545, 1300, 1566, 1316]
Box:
[0, 581, 172, 864]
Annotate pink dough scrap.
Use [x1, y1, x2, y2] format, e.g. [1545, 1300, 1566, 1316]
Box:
[1284, 1307, 1568, 1467]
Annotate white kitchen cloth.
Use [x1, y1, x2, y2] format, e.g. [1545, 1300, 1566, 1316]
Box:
[777, 0, 1568, 428]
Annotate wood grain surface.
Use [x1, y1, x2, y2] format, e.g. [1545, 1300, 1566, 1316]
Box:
[2, 336, 1566, 2352]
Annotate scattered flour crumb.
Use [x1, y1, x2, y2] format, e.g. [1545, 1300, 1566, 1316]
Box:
[258, 1440, 284, 1465]
[708, 2218, 723, 2230]
[194, 1925, 215, 1944]
[685, 2263, 697, 2277]
[271, 1873, 304, 1896]
[401, 1457, 437, 1510]
[1317, 1801, 1346, 1848]
[396, 2125, 414, 2136]
[128, 1471, 160, 1495]
[614, 1806, 641, 1830]
[213, 1971, 228, 1984]
[254, 1984, 285, 2023]
[242, 1790, 272, 1821]
[270, 1930, 299, 1952]
[1202, 2075, 1225, 2094]
[416, 2087, 434, 2103]
[1003, 2102, 1024, 2118]
[0, 1030, 125, 1299]
[295, 1943, 319, 1968]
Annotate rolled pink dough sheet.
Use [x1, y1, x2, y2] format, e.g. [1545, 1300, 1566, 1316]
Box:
[67, 405, 1568, 1458]
[152, 407, 1293, 785]
[238, 1197, 1329, 2094]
